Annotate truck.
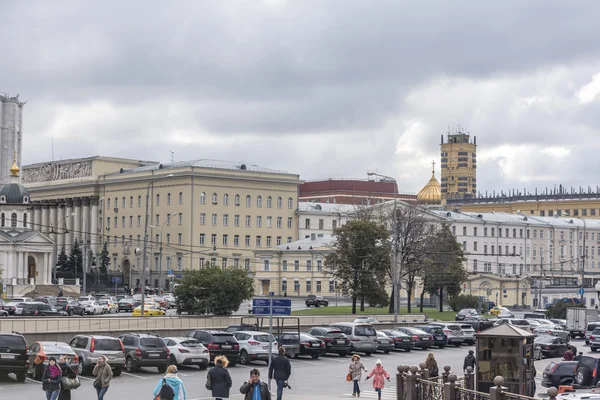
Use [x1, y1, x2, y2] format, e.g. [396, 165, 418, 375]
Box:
[567, 308, 598, 338]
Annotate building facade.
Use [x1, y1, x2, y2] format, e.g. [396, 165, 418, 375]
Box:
[0, 93, 24, 187]
[24, 157, 301, 291]
[440, 130, 477, 199]
[297, 202, 355, 239]
[299, 179, 416, 205]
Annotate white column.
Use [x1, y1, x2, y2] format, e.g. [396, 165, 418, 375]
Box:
[5, 252, 11, 279]
[73, 197, 82, 244]
[50, 205, 57, 244]
[65, 199, 73, 249]
[41, 205, 49, 234]
[90, 197, 99, 253]
[34, 205, 42, 232]
[57, 203, 65, 251]
[24, 251, 29, 282]
[15, 251, 21, 279]
[43, 253, 48, 284]
[82, 197, 91, 257]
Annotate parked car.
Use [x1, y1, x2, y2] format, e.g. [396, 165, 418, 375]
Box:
[305, 295, 329, 307]
[588, 327, 600, 352]
[226, 323, 260, 333]
[549, 319, 567, 329]
[490, 306, 514, 318]
[97, 299, 118, 314]
[14, 301, 35, 316]
[163, 337, 209, 369]
[393, 327, 433, 350]
[232, 331, 278, 365]
[328, 322, 378, 355]
[132, 304, 166, 316]
[296, 333, 325, 359]
[541, 361, 577, 388]
[274, 332, 301, 357]
[304, 327, 350, 357]
[7, 297, 33, 304]
[459, 324, 476, 345]
[34, 296, 58, 305]
[56, 300, 84, 316]
[414, 326, 447, 349]
[494, 318, 532, 332]
[574, 355, 600, 387]
[117, 299, 136, 313]
[535, 325, 570, 341]
[69, 335, 125, 376]
[461, 318, 494, 333]
[586, 322, 600, 345]
[379, 330, 416, 352]
[80, 301, 105, 315]
[186, 330, 240, 366]
[0, 332, 28, 381]
[375, 331, 394, 354]
[534, 336, 576, 359]
[0, 299, 16, 315]
[455, 309, 478, 321]
[27, 341, 79, 380]
[20, 303, 63, 317]
[353, 317, 380, 324]
[426, 323, 464, 347]
[119, 333, 169, 373]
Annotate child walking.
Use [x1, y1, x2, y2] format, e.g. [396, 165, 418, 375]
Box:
[365, 359, 390, 400]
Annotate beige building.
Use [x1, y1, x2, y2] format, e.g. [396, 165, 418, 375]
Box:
[440, 130, 477, 199]
[23, 156, 301, 291]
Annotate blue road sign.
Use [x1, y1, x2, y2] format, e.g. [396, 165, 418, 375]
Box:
[167, 269, 173, 275]
[269, 291, 275, 296]
[579, 288, 585, 295]
[272, 299, 292, 307]
[111, 276, 122, 284]
[252, 298, 292, 315]
[253, 298, 271, 307]
[252, 306, 291, 316]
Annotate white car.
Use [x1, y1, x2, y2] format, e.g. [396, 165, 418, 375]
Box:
[163, 337, 209, 369]
[353, 317, 380, 324]
[97, 299, 117, 314]
[80, 301, 104, 315]
[232, 331, 278, 365]
[15, 301, 39, 315]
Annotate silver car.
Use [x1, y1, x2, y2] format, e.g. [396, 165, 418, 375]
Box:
[534, 324, 570, 341]
[163, 337, 209, 369]
[69, 335, 125, 376]
[428, 323, 464, 347]
[232, 331, 278, 364]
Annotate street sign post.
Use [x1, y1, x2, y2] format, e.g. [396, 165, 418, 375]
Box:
[579, 288, 585, 296]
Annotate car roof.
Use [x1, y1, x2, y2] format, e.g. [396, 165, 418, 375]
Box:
[164, 337, 200, 342]
[235, 331, 270, 335]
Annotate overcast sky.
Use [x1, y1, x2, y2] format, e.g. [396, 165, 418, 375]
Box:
[3, 1, 600, 194]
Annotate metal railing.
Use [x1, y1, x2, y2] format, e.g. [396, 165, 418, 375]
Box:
[501, 392, 537, 400]
[456, 387, 491, 400]
[62, 279, 77, 285]
[417, 379, 443, 400]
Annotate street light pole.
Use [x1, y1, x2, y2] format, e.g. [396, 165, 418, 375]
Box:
[579, 217, 587, 303]
[71, 213, 88, 294]
[150, 212, 179, 293]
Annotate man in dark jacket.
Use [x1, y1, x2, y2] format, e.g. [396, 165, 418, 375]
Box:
[269, 347, 291, 400]
[240, 368, 271, 400]
[463, 350, 476, 372]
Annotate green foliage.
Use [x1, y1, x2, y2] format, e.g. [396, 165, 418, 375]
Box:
[57, 247, 68, 268]
[65, 239, 83, 275]
[366, 284, 390, 308]
[99, 242, 110, 275]
[545, 301, 586, 319]
[174, 266, 255, 315]
[448, 294, 480, 312]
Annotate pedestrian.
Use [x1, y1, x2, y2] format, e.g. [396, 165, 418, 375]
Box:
[348, 354, 367, 397]
[42, 356, 62, 400]
[297, 288, 300, 296]
[575, 351, 584, 361]
[153, 365, 187, 400]
[563, 346, 574, 361]
[365, 359, 390, 400]
[463, 350, 476, 372]
[207, 355, 232, 400]
[269, 347, 292, 400]
[240, 368, 271, 400]
[284, 291, 287, 298]
[425, 353, 439, 377]
[58, 289, 64, 297]
[92, 355, 113, 400]
[58, 355, 77, 400]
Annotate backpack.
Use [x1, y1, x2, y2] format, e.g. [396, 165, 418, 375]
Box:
[158, 378, 175, 400]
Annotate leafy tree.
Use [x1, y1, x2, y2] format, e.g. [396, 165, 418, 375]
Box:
[99, 242, 110, 275]
[419, 224, 468, 312]
[65, 239, 83, 276]
[448, 294, 480, 312]
[57, 247, 68, 269]
[174, 266, 254, 315]
[545, 301, 585, 319]
[325, 219, 391, 314]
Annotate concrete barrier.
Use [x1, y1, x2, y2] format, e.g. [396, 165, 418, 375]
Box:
[0, 313, 429, 344]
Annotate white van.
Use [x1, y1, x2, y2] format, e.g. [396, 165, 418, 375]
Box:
[329, 322, 378, 356]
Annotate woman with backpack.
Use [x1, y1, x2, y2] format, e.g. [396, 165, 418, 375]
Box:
[153, 365, 187, 400]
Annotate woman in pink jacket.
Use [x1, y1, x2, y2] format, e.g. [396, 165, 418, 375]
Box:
[365, 359, 390, 400]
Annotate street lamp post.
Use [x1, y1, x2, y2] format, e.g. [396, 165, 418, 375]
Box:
[367, 172, 399, 323]
[579, 217, 587, 303]
[71, 213, 88, 294]
[150, 212, 179, 293]
[49, 214, 71, 284]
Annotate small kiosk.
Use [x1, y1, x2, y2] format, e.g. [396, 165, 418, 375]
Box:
[475, 324, 535, 396]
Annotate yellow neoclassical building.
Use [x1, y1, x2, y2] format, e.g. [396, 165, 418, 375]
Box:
[23, 156, 301, 290]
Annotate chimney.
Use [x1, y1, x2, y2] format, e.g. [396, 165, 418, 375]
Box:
[311, 233, 316, 241]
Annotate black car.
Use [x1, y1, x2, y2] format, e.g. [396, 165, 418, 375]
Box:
[304, 327, 350, 357]
[461, 318, 494, 333]
[0, 299, 14, 316]
[187, 330, 240, 366]
[34, 297, 58, 306]
[455, 309, 478, 321]
[375, 332, 394, 354]
[226, 324, 260, 333]
[379, 330, 415, 352]
[541, 361, 577, 388]
[394, 327, 433, 350]
[534, 336, 575, 359]
[20, 303, 63, 317]
[55, 300, 84, 316]
[296, 333, 325, 359]
[305, 295, 329, 307]
[117, 299, 136, 313]
[0, 332, 28, 381]
[416, 326, 448, 349]
[574, 355, 600, 387]
[275, 332, 301, 357]
[119, 333, 169, 373]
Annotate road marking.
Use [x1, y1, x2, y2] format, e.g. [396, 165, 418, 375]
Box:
[189, 395, 243, 400]
[25, 378, 41, 384]
[78, 375, 95, 381]
[344, 387, 396, 399]
[120, 372, 149, 380]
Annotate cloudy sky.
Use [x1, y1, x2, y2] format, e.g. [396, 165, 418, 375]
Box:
[3, 1, 600, 194]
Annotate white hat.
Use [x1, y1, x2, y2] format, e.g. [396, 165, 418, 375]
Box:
[376, 359, 382, 365]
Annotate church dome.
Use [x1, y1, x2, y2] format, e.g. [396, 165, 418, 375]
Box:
[0, 152, 30, 204]
[417, 162, 442, 205]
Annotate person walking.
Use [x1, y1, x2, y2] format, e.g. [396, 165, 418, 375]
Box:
[365, 359, 390, 400]
[269, 347, 291, 400]
[92, 355, 112, 400]
[425, 353, 439, 377]
[42, 357, 62, 400]
[240, 368, 271, 400]
[207, 356, 232, 400]
[153, 365, 187, 400]
[463, 350, 476, 372]
[58, 355, 77, 400]
[348, 354, 367, 397]
[563, 346, 574, 361]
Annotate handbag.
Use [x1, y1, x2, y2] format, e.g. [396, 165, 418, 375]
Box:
[93, 378, 102, 389]
[346, 372, 352, 382]
[62, 375, 81, 390]
[205, 372, 212, 390]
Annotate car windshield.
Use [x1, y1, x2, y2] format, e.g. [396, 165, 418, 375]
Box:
[180, 340, 202, 347]
[0, 336, 25, 348]
[534, 337, 555, 344]
[253, 334, 274, 343]
[355, 325, 376, 336]
[511, 320, 528, 326]
[140, 338, 165, 347]
[43, 344, 74, 354]
[592, 328, 600, 335]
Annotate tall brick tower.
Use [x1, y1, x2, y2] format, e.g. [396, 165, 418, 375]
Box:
[440, 127, 477, 199]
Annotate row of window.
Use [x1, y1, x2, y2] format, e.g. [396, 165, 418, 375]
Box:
[111, 234, 295, 248]
[0, 212, 26, 228]
[541, 209, 599, 217]
[453, 225, 600, 242]
[472, 261, 600, 275]
[281, 280, 335, 293]
[106, 194, 295, 209]
[106, 214, 294, 230]
[261, 259, 324, 272]
[304, 218, 338, 230]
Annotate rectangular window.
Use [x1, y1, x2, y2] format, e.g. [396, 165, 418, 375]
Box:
[306, 260, 312, 271]
[462, 241, 467, 251]
[156, 214, 160, 225]
[332, 220, 338, 230]
[305, 219, 310, 229]
[234, 258, 239, 268]
[166, 233, 171, 244]
[200, 213, 206, 225]
[114, 218, 117, 228]
[329, 281, 335, 293]
[137, 216, 141, 226]
[306, 280, 312, 292]
[211, 234, 217, 246]
[155, 234, 160, 244]
[246, 215, 251, 227]
[107, 217, 111, 228]
[276, 236, 282, 246]
[282, 260, 288, 271]
[277, 216, 282, 228]
[288, 217, 293, 228]
[484, 245, 487, 255]
[223, 214, 229, 226]
[212, 213, 217, 226]
[267, 216, 272, 228]
[129, 216, 133, 227]
[484, 227, 487, 237]
[178, 233, 182, 245]
[473, 241, 478, 251]
[473, 227, 477, 236]
[463, 227, 467, 235]
[245, 235, 251, 247]
[287, 237, 292, 243]
[256, 236, 262, 247]
[223, 234, 228, 246]
[316, 280, 322, 292]
[222, 258, 227, 269]
[317, 259, 323, 271]
[256, 216, 262, 227]
[263, 260, 270, 271]
[319, 219, 324, 230]
[266, 236, 272, 247]
[234, 235, 239, 247]
[167, 214, 171, 226]
[199, 233, 205, 245]
[294, 260, 300, 271]
[491, 228, 495, 237]
[234, 215, 240, 227]
[282, 280, 287, 293]
[491, 245, 494, 256]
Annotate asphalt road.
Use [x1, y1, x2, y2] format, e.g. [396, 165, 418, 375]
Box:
[1, 337, 587, 399]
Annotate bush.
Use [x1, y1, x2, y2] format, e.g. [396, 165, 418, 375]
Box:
[448, 294, 480, 312]
[545, 301, 585, 319]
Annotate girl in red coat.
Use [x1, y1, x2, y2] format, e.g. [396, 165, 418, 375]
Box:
[365, 359, 390, 400]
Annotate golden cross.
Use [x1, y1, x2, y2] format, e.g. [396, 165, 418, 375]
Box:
[431, 160, 436, 174]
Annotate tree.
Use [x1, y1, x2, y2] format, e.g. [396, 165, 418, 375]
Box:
[174, 266, 254, 315]
[325, 219, 391, 314]
[57, 247, 68, 269]
[546, 301, 585, 319]
[65, 239, 83, 276]
[448, 294, 480, 312]
[99, 241, 110, 276]
[420, 224, 468, 312]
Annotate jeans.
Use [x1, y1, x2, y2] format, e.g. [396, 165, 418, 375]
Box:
[353, 380, 360, 394]
[276, 379, 285, 400]
[96, 386, 109, 400]
[46, 390, 60, 400]
[375, 388, 382, 399]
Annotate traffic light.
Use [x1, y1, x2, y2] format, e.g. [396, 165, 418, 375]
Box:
[487, 288, 492, 296]
[212, 245, 217, 253]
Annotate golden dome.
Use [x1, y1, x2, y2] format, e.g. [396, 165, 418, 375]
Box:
[417, 161, 441, 205]
[9, 151, 19, 177]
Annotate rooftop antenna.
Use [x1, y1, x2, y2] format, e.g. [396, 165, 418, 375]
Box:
[52, 136, 54, 161]
[169, 151, 174, 164]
